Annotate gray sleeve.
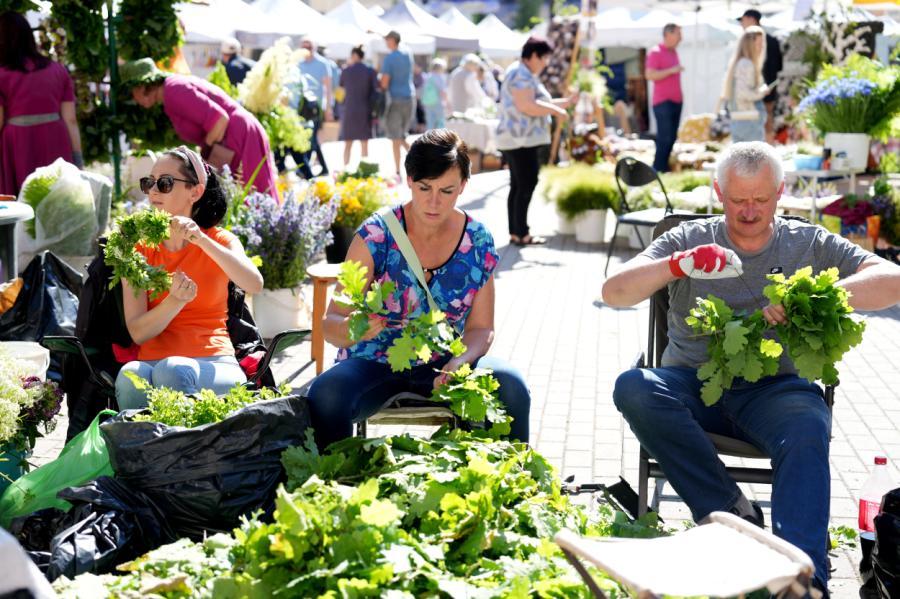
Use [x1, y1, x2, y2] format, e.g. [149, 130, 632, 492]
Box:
[813, 227, 874, 278]
[639, 224, 687, 261]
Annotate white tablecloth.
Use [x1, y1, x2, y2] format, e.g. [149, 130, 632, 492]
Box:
[446, 118, 499, 155]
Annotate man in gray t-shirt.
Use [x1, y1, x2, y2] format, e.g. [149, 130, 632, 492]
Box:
[601, 142, 900, 593]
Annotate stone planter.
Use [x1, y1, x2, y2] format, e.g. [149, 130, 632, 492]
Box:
[574, 209, 607, 244]
[251, 286, 312, 339]
[325, 225, 355, 264]
[823, 132, 870, 171]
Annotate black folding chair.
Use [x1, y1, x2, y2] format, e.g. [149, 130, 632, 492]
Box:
[631, 214, 834, 516]
[354, 392, 459, 438]
[606, 157, 691, 277]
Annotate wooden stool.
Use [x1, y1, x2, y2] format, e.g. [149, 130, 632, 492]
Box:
[306, 262, 342, 374]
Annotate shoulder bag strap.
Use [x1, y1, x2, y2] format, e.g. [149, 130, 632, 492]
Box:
[379, 207, 439, 313]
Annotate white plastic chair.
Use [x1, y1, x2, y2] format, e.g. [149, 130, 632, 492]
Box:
[555, 512, 821, 599]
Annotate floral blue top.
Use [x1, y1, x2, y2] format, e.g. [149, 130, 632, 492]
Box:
[336, 205, 499, 365]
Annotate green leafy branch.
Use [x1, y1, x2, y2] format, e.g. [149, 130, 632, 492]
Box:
[126, 372, 290, 428]
[431, 364, 511, 437]
[386, 309, 466, 373]
[334, 260, 396, 341]
[687, 267, 865, 405]
[104, 208, 172, 299]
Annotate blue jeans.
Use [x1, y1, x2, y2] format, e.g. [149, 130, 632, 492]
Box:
[730, 100, 766, 142]
[652, 100, 682, 173]
[115, 355, 247, 410]
[423, 104, 445, 130]
[613, 366, 831, 585]
[308, 355, 531, 448]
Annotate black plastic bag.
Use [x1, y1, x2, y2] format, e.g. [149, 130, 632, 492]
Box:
[100, 396, 310, 539]
[872, 488, 900, 598]
[17, 477, 173, 582]
[0, 252, 82, 379]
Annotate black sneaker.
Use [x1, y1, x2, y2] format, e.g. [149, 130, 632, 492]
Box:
[731, 500, 765, 528]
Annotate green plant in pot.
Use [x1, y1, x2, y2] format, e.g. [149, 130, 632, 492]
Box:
[550, 167, 619, 244]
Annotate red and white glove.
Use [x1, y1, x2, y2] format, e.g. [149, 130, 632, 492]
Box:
[669, 244, 743, 279]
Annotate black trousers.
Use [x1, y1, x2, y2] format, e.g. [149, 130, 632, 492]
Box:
[502, 145, 541, 238]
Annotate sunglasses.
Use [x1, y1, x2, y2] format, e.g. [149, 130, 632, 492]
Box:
[139, 175, 193, 194]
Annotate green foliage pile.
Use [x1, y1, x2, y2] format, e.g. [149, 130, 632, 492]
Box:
[128, 376, 292, 428]
[336, 260, 466, 372]
[687, 267, 865, 404]
[103, 208, 171, 298]
[19, 169, 57, 238]
[431, 364, 511, 436]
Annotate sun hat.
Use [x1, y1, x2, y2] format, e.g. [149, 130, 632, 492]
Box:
[220, 37, 241, 55]
[118, 58, 166, 87]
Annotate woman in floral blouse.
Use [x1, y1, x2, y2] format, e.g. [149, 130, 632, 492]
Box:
[308, 129, 531, 448]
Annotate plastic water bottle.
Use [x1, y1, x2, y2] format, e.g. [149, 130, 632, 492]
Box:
[859, 456, 893, 540]
[859, 456, 893, 588]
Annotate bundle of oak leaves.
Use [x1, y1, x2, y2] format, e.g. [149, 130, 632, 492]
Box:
[687, 266, 866, 405]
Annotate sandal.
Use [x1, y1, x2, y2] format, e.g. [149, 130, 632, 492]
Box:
[517, 235, 547, 246]
[509, 235, 522, 245]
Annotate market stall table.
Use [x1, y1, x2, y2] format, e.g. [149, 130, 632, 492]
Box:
[0, 201, 34, 282]
[446, 116, 499, 171]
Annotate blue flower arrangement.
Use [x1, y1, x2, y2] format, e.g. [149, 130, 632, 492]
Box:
[798, 55, 900, 141]
[231, 189, 337, 290]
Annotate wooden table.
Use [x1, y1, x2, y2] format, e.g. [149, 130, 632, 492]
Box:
[306, 262, 342, 374]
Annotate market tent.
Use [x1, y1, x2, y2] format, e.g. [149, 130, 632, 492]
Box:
[252, 0, 370, 51]
[381, 0, 480, 52]
[323, 0, 436, 57]
[178, 0, 288, 46]
[438, 7, 480, 38]
[476, 14, 528, 59]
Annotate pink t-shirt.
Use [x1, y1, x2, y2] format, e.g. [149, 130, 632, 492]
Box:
[646, 43, 682, 106]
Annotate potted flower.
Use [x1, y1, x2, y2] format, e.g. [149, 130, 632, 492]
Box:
[318, 170, 392, 263]
[798, 54, 900, 171]
[554, 169, 620, 244]
[0, 348, 63, 492]
[230, 189, 337, 338]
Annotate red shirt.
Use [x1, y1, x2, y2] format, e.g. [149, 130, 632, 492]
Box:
[646, 43, 683, 106]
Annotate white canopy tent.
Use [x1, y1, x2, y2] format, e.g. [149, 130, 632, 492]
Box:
[178, 0, 289, 46]
[381, 0, 480, 52]
[324, 0, 437, 57]
[438, 7, 481, 38]
[476, 14, 528, 59]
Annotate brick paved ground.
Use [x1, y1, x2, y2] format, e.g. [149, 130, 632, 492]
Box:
[31, 142, 900, 597]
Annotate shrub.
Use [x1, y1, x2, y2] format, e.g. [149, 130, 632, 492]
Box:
[539, 164, 619, 218]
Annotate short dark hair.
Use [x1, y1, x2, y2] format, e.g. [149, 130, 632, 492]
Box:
[351, 45, 365, 60]
[405, 129, 470, 182]
[163, 149, 227, 229]
[663, 23, 680, 36]
[521, 36, 553, 60]
[385, 30, 401, 44]
[0, 11, 50, 72]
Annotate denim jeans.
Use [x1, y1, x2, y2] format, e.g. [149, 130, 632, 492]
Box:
[424, 104, 445, 130]
[613, 366, 831, 585]
[115, 355, 247, 410]
[652, 100, 682, 172]
[307, 355, 531, 449]
[730, 100, 766, 142]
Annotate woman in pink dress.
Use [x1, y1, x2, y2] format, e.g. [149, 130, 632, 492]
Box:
[120, 58, 279, 201]
[0, 11, 83, 196]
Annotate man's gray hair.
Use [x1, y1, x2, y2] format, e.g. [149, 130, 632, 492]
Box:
[715, 141, 784, 193]
[663, 23, 680, 35]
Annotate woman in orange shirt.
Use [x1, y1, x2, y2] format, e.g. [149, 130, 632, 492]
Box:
[115, 146, 264, 409]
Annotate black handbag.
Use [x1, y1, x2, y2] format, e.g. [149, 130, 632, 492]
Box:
[297, 87, 321, 124]
[710, 107, 731, 140]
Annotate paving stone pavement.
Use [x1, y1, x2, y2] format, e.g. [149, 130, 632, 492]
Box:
[31, 164, 900, 597]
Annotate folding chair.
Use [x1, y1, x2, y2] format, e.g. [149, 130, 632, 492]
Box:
[556, 512, 819, 598]
[354, 392, 459, 438]
[605, 157, 691, 277]
[632, 214, 834, 515]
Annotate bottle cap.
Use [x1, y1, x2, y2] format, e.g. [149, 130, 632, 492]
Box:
[875, 456, 887, 465]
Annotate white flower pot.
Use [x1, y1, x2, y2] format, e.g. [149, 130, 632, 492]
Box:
[557, 211, 576, 235]
[823, 133, 870, 171]
[616, 223, 652, 249]
[251, 286, 312, 339]
[574, 209, 607, 244]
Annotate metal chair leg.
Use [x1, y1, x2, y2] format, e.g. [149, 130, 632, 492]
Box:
[604, 221, 620, 277]
[652, 478, 665, 512]
[638, 449, 650, 517]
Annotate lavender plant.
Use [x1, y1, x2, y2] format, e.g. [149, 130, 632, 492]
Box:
[231, 189, 337, 290]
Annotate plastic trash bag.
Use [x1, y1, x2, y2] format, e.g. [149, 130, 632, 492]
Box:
[0, 251, 82, 344]
[872, 487, 900, 598]
[101, 396, 311, 538]
[0, 526, 56, 598]
[21, 476, 174, 582]
[0, 410, 116, 528]
[17, 159, 100, 259]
